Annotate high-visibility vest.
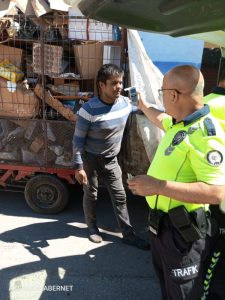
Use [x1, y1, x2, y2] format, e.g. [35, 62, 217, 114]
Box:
[146, 105, 225, 213]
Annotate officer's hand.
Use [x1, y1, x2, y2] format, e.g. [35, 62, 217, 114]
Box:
[138, 93, 149, 111]
[127, 175, 164, 196]
[75, 169, 88, 185]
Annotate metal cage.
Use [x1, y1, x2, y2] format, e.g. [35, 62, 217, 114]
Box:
[0, 11, 127, 182]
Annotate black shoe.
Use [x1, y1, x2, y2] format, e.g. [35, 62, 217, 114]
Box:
[88, 227, 103, 243]
[122, 235, 150, 251]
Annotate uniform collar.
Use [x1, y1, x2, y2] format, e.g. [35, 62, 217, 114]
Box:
[212, 86, 225, 95]
[173, 104, 210, 126]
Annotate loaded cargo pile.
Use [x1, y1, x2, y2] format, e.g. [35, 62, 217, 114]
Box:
[0, 1, 125, 169]
[0, 1, 153, 213]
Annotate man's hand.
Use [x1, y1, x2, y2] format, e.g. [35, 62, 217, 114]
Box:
[75, 169, 88, 185]
[127, 174, 163, 196]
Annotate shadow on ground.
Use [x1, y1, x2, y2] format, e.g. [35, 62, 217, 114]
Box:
[0, 184, 161, 299]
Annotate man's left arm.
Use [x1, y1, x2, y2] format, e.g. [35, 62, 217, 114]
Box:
[73, 104, 92, 169]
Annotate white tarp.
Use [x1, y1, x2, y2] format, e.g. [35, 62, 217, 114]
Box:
[0, 0, 51, 17]
[0, 0, 71, 18]
[127, 29, 164, 162]
[0, 0, 16, 18]
[63, 0, 81, 10]
[49, 0, 71, 11]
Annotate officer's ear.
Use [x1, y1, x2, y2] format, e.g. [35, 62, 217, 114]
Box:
[171, 90, 179, 103]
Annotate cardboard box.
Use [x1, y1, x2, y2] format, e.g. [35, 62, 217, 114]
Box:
[73, 42, 103, 79]
[33, 43, 65, 76]
[0, 44, 23, 67]
[103, 45, 121, 67]
[0, 77, 39, 118]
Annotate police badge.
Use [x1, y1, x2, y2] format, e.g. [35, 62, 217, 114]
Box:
[207, 150, 223, 166]
[172, 130, 187, 146]
[165, 131, 187, 156]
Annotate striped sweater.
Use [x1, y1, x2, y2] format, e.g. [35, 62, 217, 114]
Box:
[73, 95, 133, 169]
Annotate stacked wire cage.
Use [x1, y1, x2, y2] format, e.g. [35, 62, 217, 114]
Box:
[0, 10, 126, 170]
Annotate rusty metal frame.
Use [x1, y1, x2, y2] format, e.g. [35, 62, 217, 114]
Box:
[0, 164, 75, 186]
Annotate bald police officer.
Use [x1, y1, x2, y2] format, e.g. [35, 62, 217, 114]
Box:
[128, 65, 225, 299]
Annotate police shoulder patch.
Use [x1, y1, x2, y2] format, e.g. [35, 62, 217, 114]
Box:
[172, 130, 187, 146]
[207, 150, 223, 166]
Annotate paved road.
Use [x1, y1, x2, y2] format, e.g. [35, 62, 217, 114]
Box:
[0, 185, 161, 300]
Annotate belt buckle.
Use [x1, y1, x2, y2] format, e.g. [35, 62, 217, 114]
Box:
[149, 225, 158, 235]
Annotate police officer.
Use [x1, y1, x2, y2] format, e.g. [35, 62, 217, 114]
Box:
[204, 69, 225, 233]
[204, 68, 225, 132]
[202, 69, 225, 299]
[128, 65, 225, 299]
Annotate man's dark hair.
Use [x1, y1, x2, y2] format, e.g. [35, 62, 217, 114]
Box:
[96, 64, 124, 94]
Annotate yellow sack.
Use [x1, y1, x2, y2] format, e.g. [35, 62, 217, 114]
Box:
[0, 59, 24, 83]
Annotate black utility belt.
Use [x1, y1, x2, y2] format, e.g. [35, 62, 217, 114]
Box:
[148, 206, 208, 243]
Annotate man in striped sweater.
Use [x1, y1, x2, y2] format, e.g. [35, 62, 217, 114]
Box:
[73, 64, 149, 250]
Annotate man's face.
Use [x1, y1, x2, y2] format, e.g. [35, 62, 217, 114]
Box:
[99, 75, 123, 103]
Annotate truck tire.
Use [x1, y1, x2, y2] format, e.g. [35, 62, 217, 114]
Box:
[25, 174, 69, 214]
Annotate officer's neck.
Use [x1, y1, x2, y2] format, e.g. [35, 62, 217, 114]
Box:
[174, 104, 204, 123]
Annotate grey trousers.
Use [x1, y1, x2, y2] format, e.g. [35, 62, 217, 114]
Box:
[82, 151, 134, 236]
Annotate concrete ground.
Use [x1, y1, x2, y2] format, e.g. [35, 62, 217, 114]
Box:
[0, 184, 161, 300]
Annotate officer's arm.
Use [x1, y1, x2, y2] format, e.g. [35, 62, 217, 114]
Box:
[158, 180, 225, 205]
[138, 94, 168, 130]
[128, 175, 225, 204]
